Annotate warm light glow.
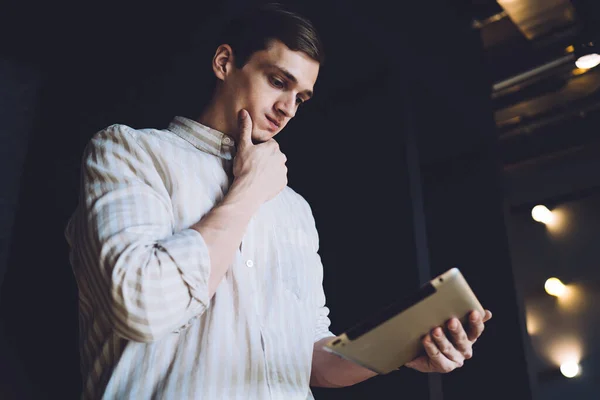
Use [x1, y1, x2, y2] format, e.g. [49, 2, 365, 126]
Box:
[557, 283, 586, 311]
[565, 45, 575, 53]
[560, 361, 580, 378]
[545, 277, 567, 297]
[575, 53, 600, 70]
[548, 337, 582, 368]
[531, 205, 554, 224]
[572, 67, 588, 76]
[526, 313, 540, 335]
[543, 207, 569, 235]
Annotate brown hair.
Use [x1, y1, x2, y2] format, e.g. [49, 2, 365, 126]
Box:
[220, 3, 325, 68]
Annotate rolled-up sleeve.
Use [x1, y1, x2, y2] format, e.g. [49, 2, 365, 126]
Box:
[74, 126, 211, 343]
[313, 252, 335, 343]
[299, 198, 336, 343]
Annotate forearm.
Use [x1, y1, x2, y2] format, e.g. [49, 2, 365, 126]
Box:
[191, 180, 260, 298]
[310, 338, 379, 388]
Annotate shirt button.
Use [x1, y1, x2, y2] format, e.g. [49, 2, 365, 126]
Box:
[246, 260, 254, 268]
[223, 137, 232, 145]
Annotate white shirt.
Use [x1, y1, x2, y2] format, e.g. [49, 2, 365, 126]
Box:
[65, 116, 335, 399]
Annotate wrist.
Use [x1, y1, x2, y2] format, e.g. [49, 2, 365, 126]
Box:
[225, 179, 262, 214]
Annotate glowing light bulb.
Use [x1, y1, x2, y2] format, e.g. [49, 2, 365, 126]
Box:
[575, 53, 600, 69]
[545, 277, 566, 297]
[560, 361, 580, 378]
[531, 205, 554, 224]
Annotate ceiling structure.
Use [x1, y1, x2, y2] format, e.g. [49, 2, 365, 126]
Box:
[469, 0, 600, 172]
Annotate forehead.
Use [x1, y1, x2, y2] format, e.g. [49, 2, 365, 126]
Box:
[247, 40, 320, 88]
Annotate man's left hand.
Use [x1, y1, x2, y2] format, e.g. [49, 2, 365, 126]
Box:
[404, 309, 492, 373]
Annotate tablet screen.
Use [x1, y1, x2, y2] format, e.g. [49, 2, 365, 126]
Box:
[345, 282, 436, 340]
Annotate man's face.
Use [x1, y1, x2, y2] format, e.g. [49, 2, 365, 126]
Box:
[221, 40, 320, 143]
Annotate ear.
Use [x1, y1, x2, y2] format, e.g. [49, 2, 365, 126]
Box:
[212, 44, 235, 81]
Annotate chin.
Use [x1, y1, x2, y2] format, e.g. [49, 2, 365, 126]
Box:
[254, 130, 276, 143]
[252, 135, 268, 145]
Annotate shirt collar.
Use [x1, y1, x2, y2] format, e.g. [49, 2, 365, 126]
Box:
[167, 116, 236, 160]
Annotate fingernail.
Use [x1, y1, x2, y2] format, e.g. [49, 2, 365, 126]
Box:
[471, 312, 479, 322]
[239, 110, 246, 120]
[434, 329, 443, 338]
[449, 319, 458, 331]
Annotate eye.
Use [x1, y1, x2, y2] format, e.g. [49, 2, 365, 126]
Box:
[296, 97, 305, 106]
[270, 76, 285, 89]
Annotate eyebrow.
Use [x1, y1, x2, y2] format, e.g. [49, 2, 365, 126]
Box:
[263, 62, 314, 99]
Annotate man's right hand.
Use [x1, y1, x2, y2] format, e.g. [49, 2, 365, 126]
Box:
[231, 109, 288, 205]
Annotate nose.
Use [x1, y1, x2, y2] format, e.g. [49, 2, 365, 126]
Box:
[275, 94, 296, 119]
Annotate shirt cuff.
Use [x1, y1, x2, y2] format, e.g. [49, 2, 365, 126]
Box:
[157, 228, 211, 308]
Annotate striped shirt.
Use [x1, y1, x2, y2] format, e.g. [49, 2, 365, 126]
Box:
[65, 116, 335, 399]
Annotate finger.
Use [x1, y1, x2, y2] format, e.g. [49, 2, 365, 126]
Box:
[467, 310, 485, 342]
[237, 109, 253, 149]
[404, 354, 427, 370]
[422, 334, 457, 373]
[483, 310, 493, 323]
[265, 138, 280, 153]
[431, 327, 465, 367]
[447, 318, 473, 359]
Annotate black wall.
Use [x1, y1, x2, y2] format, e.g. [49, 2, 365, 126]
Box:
[0, 56, 41, 400]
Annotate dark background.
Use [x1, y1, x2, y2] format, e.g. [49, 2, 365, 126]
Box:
[2, 0, 598, 399]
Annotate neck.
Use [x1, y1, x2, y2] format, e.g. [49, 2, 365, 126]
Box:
[196, 94, 236, 139]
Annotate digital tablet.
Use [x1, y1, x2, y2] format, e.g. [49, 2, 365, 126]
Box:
[322, 268, 485, 374]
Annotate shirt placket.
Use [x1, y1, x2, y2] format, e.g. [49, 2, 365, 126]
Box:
[240, 216, 274, 399]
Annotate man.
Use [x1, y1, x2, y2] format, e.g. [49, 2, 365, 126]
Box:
[65, 3, 492, 399]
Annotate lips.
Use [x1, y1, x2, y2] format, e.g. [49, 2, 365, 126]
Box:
[265, 115, 281, 130]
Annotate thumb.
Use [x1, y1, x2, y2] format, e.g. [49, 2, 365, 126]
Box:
[237, 109, 253, 148]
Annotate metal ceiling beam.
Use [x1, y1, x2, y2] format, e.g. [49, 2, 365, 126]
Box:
[492, 53, 575, 93]
[497, 0, 579, 40]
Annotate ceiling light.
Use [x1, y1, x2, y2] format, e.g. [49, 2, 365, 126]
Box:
[575, 53, 600, 69]
[560, 361, 580, 378]
[545, 277, 566, 297]
[531, 205, 554, 224]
